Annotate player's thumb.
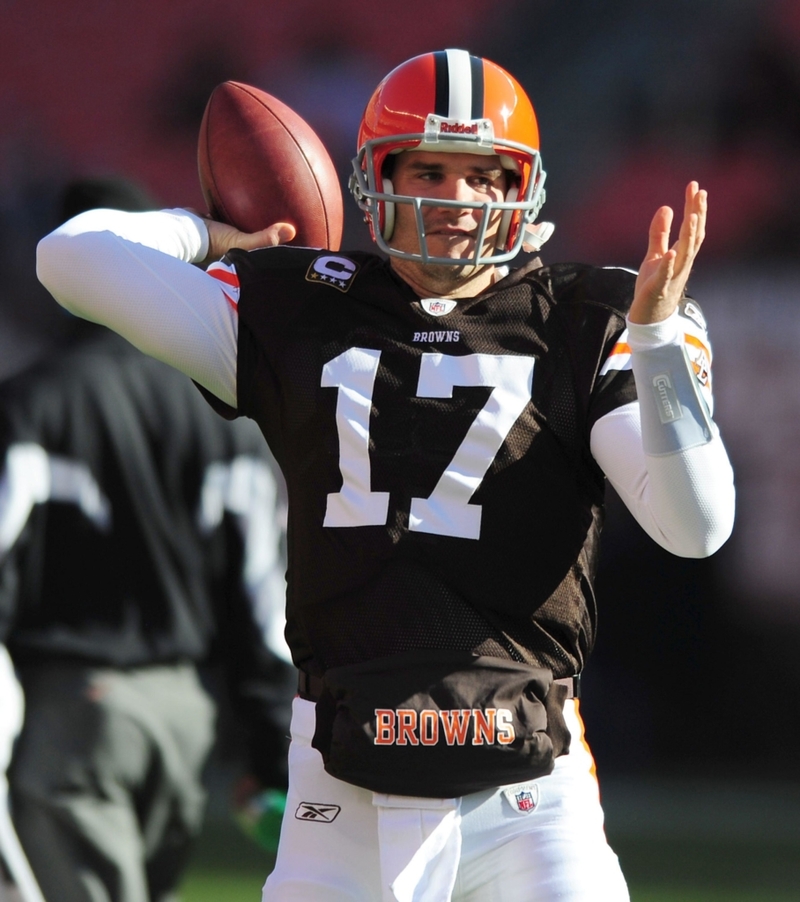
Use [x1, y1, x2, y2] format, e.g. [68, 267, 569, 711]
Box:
[263, 222, 296, 246]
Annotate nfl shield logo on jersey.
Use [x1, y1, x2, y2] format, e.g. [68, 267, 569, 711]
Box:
[421, 297, 457, 317]
[503, 783, 539, 814]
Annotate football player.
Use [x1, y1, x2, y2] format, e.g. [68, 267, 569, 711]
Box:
[36, 50, 734, 902]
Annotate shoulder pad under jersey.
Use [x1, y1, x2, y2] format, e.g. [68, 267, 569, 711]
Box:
[527, 262, 637, 317]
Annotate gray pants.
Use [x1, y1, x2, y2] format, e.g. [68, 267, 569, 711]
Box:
[8, 663, 215, 902]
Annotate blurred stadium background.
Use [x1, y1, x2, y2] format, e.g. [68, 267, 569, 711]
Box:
[2, 0, 800, 899]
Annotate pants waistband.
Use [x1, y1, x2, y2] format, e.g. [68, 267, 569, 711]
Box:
[297, 670, 581, 702]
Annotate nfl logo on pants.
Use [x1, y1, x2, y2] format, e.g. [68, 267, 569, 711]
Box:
[516, 790, 536, 811]
[504, 784, 540, 814]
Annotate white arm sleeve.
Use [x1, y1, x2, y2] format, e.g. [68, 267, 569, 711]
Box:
[590, 312, 735, 558]
[36, 208, 240, 407]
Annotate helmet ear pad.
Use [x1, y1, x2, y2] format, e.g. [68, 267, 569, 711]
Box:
[495, 184, 518, 252]
[380, 178, 396, 241]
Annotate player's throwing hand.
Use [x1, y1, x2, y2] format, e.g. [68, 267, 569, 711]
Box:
[202, 219, 297, 263]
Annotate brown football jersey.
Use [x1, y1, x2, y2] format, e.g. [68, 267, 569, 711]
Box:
[212, 248, 639, 677]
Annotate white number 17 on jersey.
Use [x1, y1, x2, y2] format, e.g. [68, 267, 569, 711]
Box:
[321, 348, 535, 540]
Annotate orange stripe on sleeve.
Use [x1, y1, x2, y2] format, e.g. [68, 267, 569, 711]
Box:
[683, 332, 711, 360]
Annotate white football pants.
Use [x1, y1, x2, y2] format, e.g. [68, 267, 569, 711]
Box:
[262, 696, 629, 902]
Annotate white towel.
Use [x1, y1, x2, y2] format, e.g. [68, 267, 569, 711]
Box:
[373, 792, 462, 902]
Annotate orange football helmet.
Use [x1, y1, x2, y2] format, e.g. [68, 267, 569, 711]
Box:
[350, 49, 547, 266]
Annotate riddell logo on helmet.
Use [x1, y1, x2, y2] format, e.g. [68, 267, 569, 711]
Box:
[374, 708, 515, 746]
[439, 122, 479, 135]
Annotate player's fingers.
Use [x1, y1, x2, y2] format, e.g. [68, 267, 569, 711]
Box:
[684, 180, 699, 213]
[693, 188, 707, 252]
[670, 185, 705, 274]
[660, 248, 676, 293]
[671, 211, 698, 275]
[646, 205, 673, 260]
[672, 187, 708, 292]
[680, 182, 706, 255]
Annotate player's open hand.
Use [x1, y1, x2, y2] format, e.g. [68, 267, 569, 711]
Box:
[203, 218, 297, 263]
[629, 181, 707, 324]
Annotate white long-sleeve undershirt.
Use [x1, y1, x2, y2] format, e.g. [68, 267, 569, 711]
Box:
[36, 208, 735, 559]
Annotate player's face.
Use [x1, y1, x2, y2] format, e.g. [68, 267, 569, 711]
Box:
[387, 151, 508, 297]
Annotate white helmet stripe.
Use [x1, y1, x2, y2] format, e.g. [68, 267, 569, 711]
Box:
[445, 49, 475, 120]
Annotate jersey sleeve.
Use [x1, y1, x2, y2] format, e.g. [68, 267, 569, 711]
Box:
[36, 208, 241, 407]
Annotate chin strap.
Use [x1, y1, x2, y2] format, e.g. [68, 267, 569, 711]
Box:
[522, 221, 555, 253]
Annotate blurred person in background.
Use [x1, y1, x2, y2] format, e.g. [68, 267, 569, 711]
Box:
[0, 176, 295, 902]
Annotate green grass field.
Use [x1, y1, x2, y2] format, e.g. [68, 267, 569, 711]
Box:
[182, 862, 800, 902]
[182, 871, 799, 902]
[181, 817, 800, 902]
[626, 893, 799, 902]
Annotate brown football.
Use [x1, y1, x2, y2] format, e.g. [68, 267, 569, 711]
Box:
[198, 80, 343, 250]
